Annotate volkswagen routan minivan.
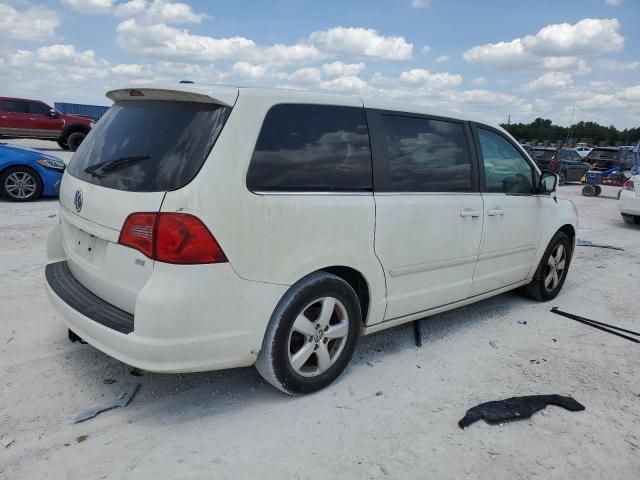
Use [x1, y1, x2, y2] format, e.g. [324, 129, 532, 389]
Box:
[45, 84, 577, 394]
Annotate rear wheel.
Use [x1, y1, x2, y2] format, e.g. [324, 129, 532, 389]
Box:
[525, 231, 572, 301]
[622, 214, 640, 225]
[0, 166, 43, 202]
[256, 272, 361, 394]
[582, 185, 595, 197]
[57, 137, 69, 150]
[67, 131, 86, 151]
[594, 185, 602, 196]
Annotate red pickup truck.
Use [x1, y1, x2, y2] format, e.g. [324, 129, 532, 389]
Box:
[0, 97, 94, 151]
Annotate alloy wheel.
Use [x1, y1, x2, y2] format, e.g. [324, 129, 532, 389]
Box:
[544, 244, 566, 292]
[5, 171, 37, 199]
[287, 296, 350, 377]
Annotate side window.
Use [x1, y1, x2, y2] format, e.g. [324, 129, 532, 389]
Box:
[381, 115, 472, 192]
[1, 100, 29, 113]
[247, 104, 372, 191]
[477, 128, 534, 194]
[28, 102, 51, 116]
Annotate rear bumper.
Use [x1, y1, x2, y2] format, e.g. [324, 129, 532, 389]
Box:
[45, 226, 288, 373]
[619, 190, 640, 216]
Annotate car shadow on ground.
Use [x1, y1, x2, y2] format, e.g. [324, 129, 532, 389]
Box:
[61, 290, 528, 424]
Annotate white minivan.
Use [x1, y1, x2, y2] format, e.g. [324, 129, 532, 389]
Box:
[45, 84, 577, 394]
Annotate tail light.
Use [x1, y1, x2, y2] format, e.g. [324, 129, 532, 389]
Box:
[623, 179, 635, 191]
[119, 213, 227, 264]
[549, 159, 560, 169]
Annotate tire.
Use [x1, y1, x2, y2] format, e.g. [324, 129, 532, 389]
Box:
[256, 271, 361, 395]
[582, 185, 595, 197]
[67, 131, 86, 151]
[57, 138, 69, 150]
[0, 166, 43, 202]
[618, 190, 622, 200]
[594, 185, 602, 196]
[524, 231, 572, 302]
[559, 171, 567, 185]
[622, 214, 640, 225]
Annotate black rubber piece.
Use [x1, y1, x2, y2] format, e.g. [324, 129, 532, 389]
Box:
[46, 261, 134, 334]
[459, 394, 585, 428]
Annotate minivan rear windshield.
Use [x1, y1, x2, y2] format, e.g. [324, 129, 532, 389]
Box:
[67, 100, 230, 192]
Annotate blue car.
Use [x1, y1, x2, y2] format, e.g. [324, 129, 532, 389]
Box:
[0, 143, 65, 201]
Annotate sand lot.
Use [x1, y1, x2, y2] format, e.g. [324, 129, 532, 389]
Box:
[1, 140, 639, 479]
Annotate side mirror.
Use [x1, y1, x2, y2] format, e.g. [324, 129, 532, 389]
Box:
[46, 108, 57, 118]
[539, 170, 558, 194]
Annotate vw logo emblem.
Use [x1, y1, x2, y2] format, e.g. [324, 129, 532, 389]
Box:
[74, 190, 83, 212]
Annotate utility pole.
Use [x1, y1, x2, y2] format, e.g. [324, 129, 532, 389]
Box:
[565, 106, 575, 146]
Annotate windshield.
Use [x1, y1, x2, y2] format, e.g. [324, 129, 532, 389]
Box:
[587, 149, 619, 160]
[531, 149, 555, 160]
[67, 100, 230, 192]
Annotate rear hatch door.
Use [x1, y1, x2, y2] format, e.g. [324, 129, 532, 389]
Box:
[58, 86, 236, 314]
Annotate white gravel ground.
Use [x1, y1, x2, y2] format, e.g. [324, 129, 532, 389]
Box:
[1, 140, 639, 479]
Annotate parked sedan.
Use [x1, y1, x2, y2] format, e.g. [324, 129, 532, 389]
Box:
[531, 147, 589, 184]
[0, 143, 65, 201]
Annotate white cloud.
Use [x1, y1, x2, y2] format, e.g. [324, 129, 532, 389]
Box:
[144, 0, 207, 24]
[523, 18, 623, 56]
[259, 43, 325, 66]
[436, 55, 449, 63]
[60, 0, 114, 14]
[463, 18, 623, 70]
[321, 61, 365, 77]
[320, 76, 369, 93]
[309, 26, 413, 61]
[231, 61, 267, 79]
[115, 19, 324, 66]
[411, 0, 431, 8]
[421, 45, 431, 54]
[114, 0, 147, 17]
[281, 67, 323, 85]
[115, 19, 256, 62]
[0, 4, 60, 41]
[472, 76, 486, 86]
[523, 72, 573, 91]
[605, 0, 623, 5]
[619, 85, 640, 102]
[399, 68, 462, 88]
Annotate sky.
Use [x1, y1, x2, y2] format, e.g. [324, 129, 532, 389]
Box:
[0, 0, 638, 128]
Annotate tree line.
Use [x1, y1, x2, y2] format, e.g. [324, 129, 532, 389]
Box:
[500, 117, 640, 146]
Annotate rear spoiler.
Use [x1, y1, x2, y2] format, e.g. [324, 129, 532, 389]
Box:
[106, 85, 239, 107]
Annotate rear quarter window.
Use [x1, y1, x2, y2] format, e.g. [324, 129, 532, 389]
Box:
[246, 104, 372, 191]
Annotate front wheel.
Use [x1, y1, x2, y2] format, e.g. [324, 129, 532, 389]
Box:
[524, 231, 572, 301]
[622, 214, 640, 225]
[0, 166, 43, 202]
[256, 272, 361, 394]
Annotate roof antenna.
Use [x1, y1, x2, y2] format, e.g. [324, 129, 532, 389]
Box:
[179, 80, 194, 84]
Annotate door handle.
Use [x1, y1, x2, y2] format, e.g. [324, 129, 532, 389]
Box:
[487, 209, 505, 216]
[460, 209, 481, 218]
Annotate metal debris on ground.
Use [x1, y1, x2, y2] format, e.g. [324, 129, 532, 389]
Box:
[71, 383, 141, 424]
[517, 320, 527, 325]
[551, 308, 640, 344]
[576, 239, 624, 251]
[2, 437, 15, 448]
[459, 394, 585, 429]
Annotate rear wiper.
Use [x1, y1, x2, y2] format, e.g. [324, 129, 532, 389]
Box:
[84, 155, 150, 177]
